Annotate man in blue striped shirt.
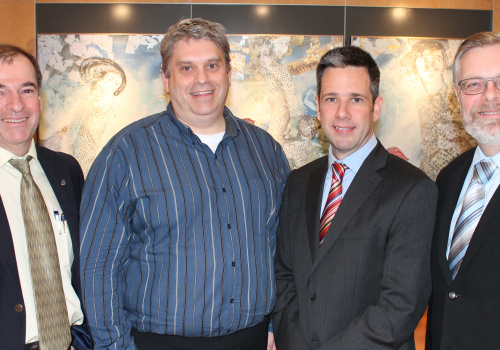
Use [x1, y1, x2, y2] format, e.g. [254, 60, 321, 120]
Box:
[80, 18, 289, 350]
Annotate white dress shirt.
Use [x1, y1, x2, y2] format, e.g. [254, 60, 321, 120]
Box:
[0, 141, 83, 343]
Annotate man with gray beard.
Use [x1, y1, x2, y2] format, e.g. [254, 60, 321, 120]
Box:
[427, 32, 500, 350]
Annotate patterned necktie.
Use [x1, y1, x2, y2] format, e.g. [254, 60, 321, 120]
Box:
[9, 156, 71, 350]
[319, 162, 348, 245]
[449, 159, 498, 279]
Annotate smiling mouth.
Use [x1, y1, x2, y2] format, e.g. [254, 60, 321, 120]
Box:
[479, 111, 500, 116]
[3, 118, 27, 123]
[191, 91, 214, 96]
[335, 126, 352, 131]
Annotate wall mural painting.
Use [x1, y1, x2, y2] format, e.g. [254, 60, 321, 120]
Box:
[38, 34, 343, 175]
[352, 36, 476, 180]
[38, 34, 166, 175]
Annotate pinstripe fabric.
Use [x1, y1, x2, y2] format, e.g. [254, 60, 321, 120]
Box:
[80, 103, 290, 350]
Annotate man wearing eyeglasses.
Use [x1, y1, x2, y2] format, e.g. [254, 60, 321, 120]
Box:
[426, 32, 500, 350]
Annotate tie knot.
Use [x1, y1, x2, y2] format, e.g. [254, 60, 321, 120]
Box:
[332, 162, 348, 181]
[475, 159, 498, 185]
[9, 155, 33, 175]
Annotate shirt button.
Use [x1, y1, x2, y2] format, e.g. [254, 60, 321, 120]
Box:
[222, 188, 226, 192]
[448, 291, 458, 300]
[230, 298, 234, 303]
[310, 293, 316, 301]
[227, 224, 231, 229]
[226, 330, 231, 334]
[15, 304, 23, 312]
[232, 261, 236, 266]
[214, 155, 218, 159]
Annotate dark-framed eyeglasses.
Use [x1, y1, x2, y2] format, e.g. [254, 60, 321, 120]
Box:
[458, 74, 500, 95]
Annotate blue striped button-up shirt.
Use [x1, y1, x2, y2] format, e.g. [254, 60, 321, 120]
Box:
[80, 104, 290, 350]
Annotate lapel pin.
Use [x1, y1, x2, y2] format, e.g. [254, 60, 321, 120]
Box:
[61, 179, 66, 186]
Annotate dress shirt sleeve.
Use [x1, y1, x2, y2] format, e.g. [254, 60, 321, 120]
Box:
[319, 176, 438, 350]
[80, 145, 137, 350]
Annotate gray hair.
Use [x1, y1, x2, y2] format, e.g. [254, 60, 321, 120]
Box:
[453, 31, 500, 86]
[160, 18, 231, 76]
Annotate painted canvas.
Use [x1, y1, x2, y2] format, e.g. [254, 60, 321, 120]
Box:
[352, 36, 476, 180]
[37, 34, 343, 175]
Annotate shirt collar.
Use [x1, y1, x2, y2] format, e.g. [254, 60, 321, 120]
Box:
[166, 103, 240, 139]
[0, 140, 38, 168]
[327, 134, 377, 174]
[473, 146, 500, 169]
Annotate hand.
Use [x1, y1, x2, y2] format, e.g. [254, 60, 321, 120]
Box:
[267, 331, 277, 350]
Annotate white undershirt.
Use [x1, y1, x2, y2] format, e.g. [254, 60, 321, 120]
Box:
[196, 131, 225, 153]
[0, 141, 83, 343]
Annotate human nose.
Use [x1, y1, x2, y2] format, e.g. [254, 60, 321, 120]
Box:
[195, 68, 209, 84]
[6, 92, 25, 113]
[336, 100, 349, 119]
[483, 80, 500, 101]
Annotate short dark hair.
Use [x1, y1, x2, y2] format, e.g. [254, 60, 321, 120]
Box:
[316, 46, 380, 102]
[0, 44, 42, 90]
[160, 18, 231, 76]
[453, 31, 500, 86]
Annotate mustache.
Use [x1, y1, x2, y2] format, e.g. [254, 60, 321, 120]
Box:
[471, 103, 500, 114]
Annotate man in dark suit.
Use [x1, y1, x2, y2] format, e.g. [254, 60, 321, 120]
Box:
[426, 32, 500, 350]
[0, 44, 91, 350]
[273, 46, 437, 350]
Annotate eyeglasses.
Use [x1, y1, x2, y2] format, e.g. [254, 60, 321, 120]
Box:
[458, 74, 500, 95]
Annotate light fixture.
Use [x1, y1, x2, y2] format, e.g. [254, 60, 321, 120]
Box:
[112, 4, 132, 21]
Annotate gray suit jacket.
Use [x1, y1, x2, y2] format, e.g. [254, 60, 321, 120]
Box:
[274, 141, 437, 350]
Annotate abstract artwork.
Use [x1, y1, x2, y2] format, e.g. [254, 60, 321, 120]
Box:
[37, 34, 343, 175]
[353, 36, 476, 180]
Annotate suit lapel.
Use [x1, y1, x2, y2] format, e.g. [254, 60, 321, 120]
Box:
[306, 157, 329, 262]
[36, 147, 76, 231]
[311, 142, 386, 273]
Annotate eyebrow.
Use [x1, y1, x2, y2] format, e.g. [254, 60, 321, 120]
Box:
[0, 82, 37, 89]
[322, 92, 368, 98]
[176, 57, 222, 66]
[21, 82, 37, 89]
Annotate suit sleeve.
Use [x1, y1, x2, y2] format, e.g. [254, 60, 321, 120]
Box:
[273, 174, 309, 350]
[79, 145, 137, 350]
[319, 177, 438, 350]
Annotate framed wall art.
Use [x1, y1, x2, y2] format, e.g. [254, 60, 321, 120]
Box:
[37, 34, 342, 175]
[352, 36, 476, 180]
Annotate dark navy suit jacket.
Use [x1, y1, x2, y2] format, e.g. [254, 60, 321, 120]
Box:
[0, 146, 91, 350]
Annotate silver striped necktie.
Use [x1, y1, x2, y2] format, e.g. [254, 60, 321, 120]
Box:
[449, 159, 497, 279]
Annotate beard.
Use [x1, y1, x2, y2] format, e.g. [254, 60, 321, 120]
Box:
[462, 103, 500, 145]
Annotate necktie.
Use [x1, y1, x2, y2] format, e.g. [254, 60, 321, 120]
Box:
[449, 159, 498, 279]
[319, 162, 348, 245]
[9, 156, 71, 350]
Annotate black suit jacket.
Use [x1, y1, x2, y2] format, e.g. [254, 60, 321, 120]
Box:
[0, 146, 90, 350]
[274, 141, 438, 350]
[427, 147, 500, 350]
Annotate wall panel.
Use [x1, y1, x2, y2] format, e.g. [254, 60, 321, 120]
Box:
[0, 3, 35, 53]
